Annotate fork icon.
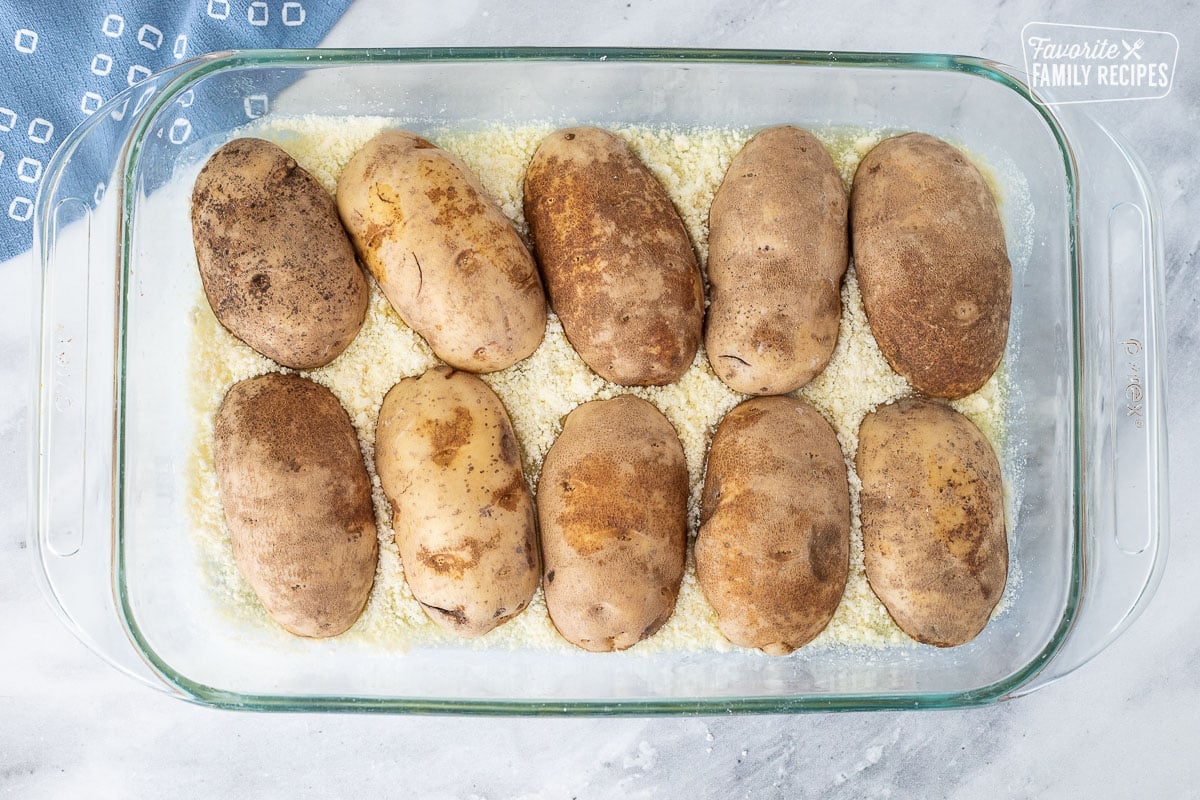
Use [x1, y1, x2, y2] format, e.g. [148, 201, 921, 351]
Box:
[1122, 38, 1146, 60]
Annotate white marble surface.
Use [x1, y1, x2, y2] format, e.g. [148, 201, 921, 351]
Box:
[3, 1, 1198, 797]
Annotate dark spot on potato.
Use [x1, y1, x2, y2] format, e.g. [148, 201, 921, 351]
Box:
[416, 544, 479, 579]
[639, 609, 670, 641]
[808, 521, 844, 583]
[953, 299, 980, 324]
[422, 602, 468, 626]
[546, 569, 555, 584]
[564, 132, 575, 140]
[417, 531, 502, 581]
[454, 247, 477, 273]
[250, 273, 271, 293]
[420, 405, 473, 467]
[425, 184, 452, 205]
[499, 428, 519, 466]
[750, 321, 790, 356]
[492, 473, 527, 512]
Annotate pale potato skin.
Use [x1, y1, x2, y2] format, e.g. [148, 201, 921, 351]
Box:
[851, 132, 1012, 399]
[523, 127, 704, 386]
[192, 138, 368, 370]
[336, 130, 547, 373]
[374, 366, 540, 638]
[538, 396, 688, 651]
[706, 126, 849, 395]
[696, 396, 850, 654]
[857, 397, 1008, 647]
[213, 373, 378, 638]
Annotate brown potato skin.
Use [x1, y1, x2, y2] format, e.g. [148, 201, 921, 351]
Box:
[538, 396, 688, 651]
[696, 396, 850, 654]
[851, 132, 1011, 399]
[374, 367, 540, 638]
[706, 126, 849, 395]
[857, 397, 1008, 647]
[336, 130, 546, 373]
[192, 138, 368, 370]
[524, 127, 704, 386]
[213, 373, 378, 637]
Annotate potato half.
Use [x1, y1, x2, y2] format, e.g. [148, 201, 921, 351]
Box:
[706, 126, 849, 395]
[857, 397, 1008, 646]
[696, 396, 850, 653]
[524, 127, 704, 386]
[213, 373, 377, 637]
[337, 130, 547, 373]
[374, 367, 540, 638]
[192, 138, 368, 370]
[537, 395, 688, 651]
[851, 132, 1011, 399]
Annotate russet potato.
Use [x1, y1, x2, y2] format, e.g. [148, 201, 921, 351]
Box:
[537, 395, 688, 651]
[857, 397, 1008, 647]
[374, 367, 540, 638]
[192, 138, 368, 370]
[696, 396, 850, 654]
[524, 127, 704, 386]
[851, 132, 1011, 399]
[213, 373, 377, 637]
[706, 126, 849, 395]
[337, 130, 547, 373]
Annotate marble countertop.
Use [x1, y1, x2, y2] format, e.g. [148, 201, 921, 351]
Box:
[3, 1, 1197, 797]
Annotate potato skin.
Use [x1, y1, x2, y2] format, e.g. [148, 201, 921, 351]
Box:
[374, 366, 539, 638]
[706, 126, 849, 395]
[538, 395, 688, 651]
[851, 132, 1011, 399]
[192, 138, 368, 370]
[336, 130, 547, 373]
[696, 396, 850, 654]
[857, 397, 1008, 647]
[523, 127, 704, 386]
[213, 373, 377, 637]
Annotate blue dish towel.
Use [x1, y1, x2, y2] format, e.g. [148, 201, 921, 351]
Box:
[0, 0, 352, 261]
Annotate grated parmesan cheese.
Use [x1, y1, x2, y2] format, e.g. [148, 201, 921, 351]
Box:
[186, 117, 1009, 653]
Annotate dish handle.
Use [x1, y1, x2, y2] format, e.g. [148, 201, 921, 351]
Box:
[1014, 110, 1169, 696]
[31, 69, 201, 694]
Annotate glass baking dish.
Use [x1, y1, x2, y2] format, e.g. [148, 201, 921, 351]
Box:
[32, 48, 1168, 714]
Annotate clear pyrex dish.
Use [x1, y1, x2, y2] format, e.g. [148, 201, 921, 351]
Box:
[32, 48, 1168, 713]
